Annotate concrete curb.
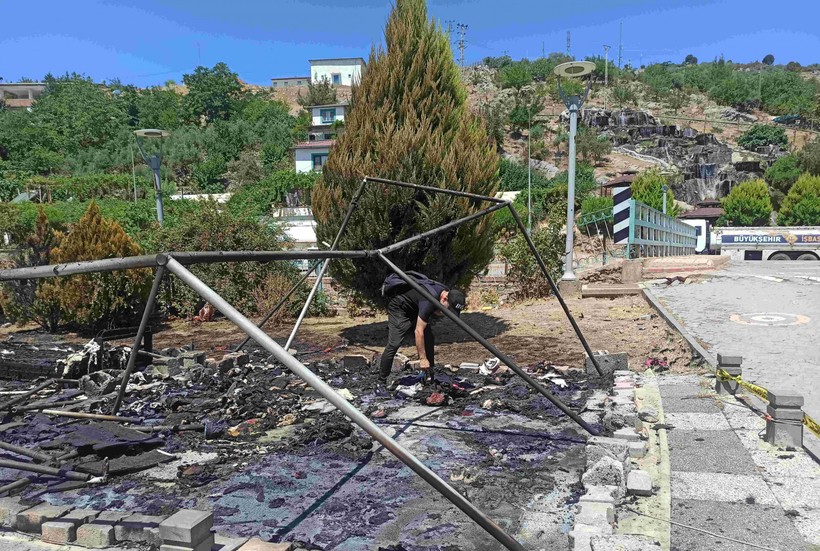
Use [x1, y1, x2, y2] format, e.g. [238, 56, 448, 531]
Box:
[640, 287, 716, 367]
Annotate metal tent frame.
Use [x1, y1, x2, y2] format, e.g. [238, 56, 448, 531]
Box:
[0, 176, 604, 551]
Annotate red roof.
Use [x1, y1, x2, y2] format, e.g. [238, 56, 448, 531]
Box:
[679, 207, 724, 219]
[293, 140, 336, 149]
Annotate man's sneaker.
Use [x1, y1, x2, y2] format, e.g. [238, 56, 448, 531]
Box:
[375, 379, 391, 397]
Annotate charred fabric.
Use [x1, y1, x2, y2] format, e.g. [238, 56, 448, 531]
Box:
[0, 177, 605, 551]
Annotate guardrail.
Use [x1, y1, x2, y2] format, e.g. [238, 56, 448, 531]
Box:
[628, 199, 697, 258]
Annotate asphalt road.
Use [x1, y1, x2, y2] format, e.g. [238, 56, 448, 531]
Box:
[653, 259, 820, 423]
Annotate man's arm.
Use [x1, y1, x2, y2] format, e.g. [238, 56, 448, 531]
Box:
[414, 316, 430, 369]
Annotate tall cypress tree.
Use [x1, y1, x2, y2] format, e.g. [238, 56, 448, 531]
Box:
[312, 0, 499, 303]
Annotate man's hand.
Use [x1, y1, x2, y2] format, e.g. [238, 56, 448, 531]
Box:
[419, 359, 431, 370]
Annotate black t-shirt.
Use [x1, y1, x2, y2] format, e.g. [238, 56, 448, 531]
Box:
[396, 283, 447, 323]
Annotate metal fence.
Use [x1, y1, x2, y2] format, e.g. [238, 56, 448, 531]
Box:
[627, 199, 697, 258]
[0, 175, 611, 551]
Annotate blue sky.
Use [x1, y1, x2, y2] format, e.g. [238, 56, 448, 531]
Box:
[1, 0, 819, 87]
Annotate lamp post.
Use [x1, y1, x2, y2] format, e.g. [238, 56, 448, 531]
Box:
[528, 108, 532, 234]
[133, 129, 171, 226]
[662, 184, 669, 214]
[554, 61, 595, 282]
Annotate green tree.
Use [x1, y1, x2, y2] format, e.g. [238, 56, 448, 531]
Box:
[717, 179, 772, 226]
[738, 124, 788, 151]
[763, 54, 775, 66]
[576, 127, 612, 165]
[631, 169, 678, 216]
[227, 170, 319, 218]
[500, 204, 564, 298]
[312, 0, 499, 304]
[297, 77, 338, 107]
[798, 137, 820, 176]
[613, 84, 637, 108]
[764, 155, 802, 209]
[134, 87, 182, 130]
[182, 63, 243, 124]
[500, 63, 533, 90]
[778, 173, 820, 226]
[684, 54, 698, 65]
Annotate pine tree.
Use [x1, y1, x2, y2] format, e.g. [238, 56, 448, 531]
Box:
[312, 0, 499, 302]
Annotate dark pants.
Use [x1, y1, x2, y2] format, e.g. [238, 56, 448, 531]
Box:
[379, 294, 434, 380]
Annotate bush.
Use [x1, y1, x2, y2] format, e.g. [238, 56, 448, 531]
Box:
[499, 205, 564, 299]
[778, 173, 820, 226]
[576, 128, 612, 165]
[145, 200, 296, 316]
[227, 171, 320, 219]
[631, 169, 678, 216]
[33, 203, 152, 331]
[764, 155, 802, 209]
[717, 179, 772, 226]
[738, 125, 788, 151]
[580, 195, 613, 217]
[499, 158, 551, 191]
[798, 137, 820, 176]
[499, 63, 533, 90]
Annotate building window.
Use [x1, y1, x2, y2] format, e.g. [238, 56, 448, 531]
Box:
[272, 82, 278, 87]
[297, 80, 303, 85]
[332, 73, 341, 85]
[320, 108, 336, 124]
[312, 153, 328, 172]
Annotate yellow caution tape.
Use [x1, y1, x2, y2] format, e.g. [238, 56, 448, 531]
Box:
[717, 369, 820, 439]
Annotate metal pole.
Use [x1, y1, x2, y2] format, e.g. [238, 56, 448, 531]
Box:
[365, 176, 505, 204]
[285, 180, 367, 351]
[164, 258, 526, 551]
[111, 264, 165, 415]
[0, 255, 160, 281]
[528, 109, 532, 235]
[564, 98, 579, 281]
[152, 161, 164, 226]
[506, 205, 605, 377]
[42, 409, 139, 423]
[0, 442, 55, 463]
[377, 252, 599, 435]
[0, 459, 91, 482]
[130, 144, 137, 203]
[0, 379, 56, 410]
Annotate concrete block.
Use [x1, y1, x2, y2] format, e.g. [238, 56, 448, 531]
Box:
[587, 436, 629, 468]
[160, 509, 213, 545]
[342, 355, 370, 369]
[578, 486, 617, 505]
[585, 353, 627, 379]
[569, 524, 612, 551]
[715, 365, 742, 395]
[621, 259, 642, 283]
[214, 534, 250, 551]
[0, 496, 34, 529]
[716, 353, 742, 367]
[93, 510, 131, 524]
[765, 390, 805, 448]
[160, 533, 214, 551]
[115, 513, 167, 542]
[61, 508, 99, 526]
[591, 534, 662, 550]
[238, 537, 293, 551]
[629, 441, 647, 458]
[559, 279, 582, 298]
[768, 391, 804, 408]
[16, 503, 72, 533]
[627, 470, 653, 496]
[582, 456, 626, 497]
[76, 523, 116, 548]
[147, 526, 163, 547]
[613, 428, 642, 442]
[41, 520, 77, 544]
[613, 370, 632, 377]
[767, 405, 804, 421]
[577, 501, 615, 524]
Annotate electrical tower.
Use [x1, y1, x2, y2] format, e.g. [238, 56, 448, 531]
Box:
[457, 23, 468, 67]
[445, 20, 454, 39]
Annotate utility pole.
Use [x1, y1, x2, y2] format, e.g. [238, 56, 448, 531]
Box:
[566, 31, 571, 56]
[445, 20, 454, 39]
[603, 45, 611, 86]
[457, 24, 468, 67]
[542, 41, 545, 58]
[618, 21, 623, 69]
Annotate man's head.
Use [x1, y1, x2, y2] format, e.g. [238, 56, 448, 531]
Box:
[439, 289, 467, 317]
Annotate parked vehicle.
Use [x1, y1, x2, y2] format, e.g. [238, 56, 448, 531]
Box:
[680, 219, 820, 260]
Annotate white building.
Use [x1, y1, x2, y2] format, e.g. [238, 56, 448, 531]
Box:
[0, 82, 46, 110]
[293, 101, 350, 173]
[294, 140, 334, 174]
[271, 76, 310, 88]
[309, 58, 365, 86]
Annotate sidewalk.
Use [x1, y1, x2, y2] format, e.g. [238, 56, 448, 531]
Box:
[633, 372, 820, 551]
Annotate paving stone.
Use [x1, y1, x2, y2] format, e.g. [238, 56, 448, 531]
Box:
[159, 509, 213, 544]
[664, 412, 731, 431]
[786, 506, 820, 546]
[61, 508, 100, 526]
[238, 537, 293, 550]
[147, 526, 163, 547]
[214, 534, 250, 551]
[16, 503, 72, 533]
[766, 475, 820, 509]
[582, 456, 625, 496]
[41, 520, 77, 544]
[734, 429, 820, 478]
[670, 472, 778, 505]
[716, 353, 742, 367]
[629, 441, 647, 458]
[668, 430, 758, 474]
[578, 486, 617, 505]
[115, 513, 167, 542]
[627, 469, 653, 496]
[93, 510, 131, 524]
[590, 534, 662, 550]
[577, 501, 615, 523]
[0, 496, 34, 529]
[613, 428, 641, 442]
[670, 499, 806, 550]
[658, 384, 720, 413]
[76, 523, 116, 548]
[587, 436, 629, 469]
[342, 354, 370, 369]
[160, 533, 215, 551]
[570, 523, 613, 551]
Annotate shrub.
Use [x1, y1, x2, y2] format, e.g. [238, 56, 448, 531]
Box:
[631, 169, 678, 216]
[717, 179, 772, 226]
[738, 125, 788, 151]
[36, 203, 153, 332]
[576, 128, 612, 165]
[798, 137, 820, 176]
[499, 205, 564, 299]
[227, 171, 320, 219]
[499, 63, 533, 90]
[499, 158, 552, 191]
[764, 155, 802, 209]
[145, 200, 296, 316]
[778, 173, 820, 226]
[580, 195, 613, 217]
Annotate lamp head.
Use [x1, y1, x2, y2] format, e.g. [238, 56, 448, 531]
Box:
[134, 129, 171, 139]
[553, 61, 596, 79]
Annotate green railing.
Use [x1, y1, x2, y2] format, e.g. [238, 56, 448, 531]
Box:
[627, 199, 697, 258]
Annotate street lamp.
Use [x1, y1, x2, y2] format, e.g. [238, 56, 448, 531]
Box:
[133, 129, 171, 226]
[662, 184, 669, 214]
[554, 60, 595, 282]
